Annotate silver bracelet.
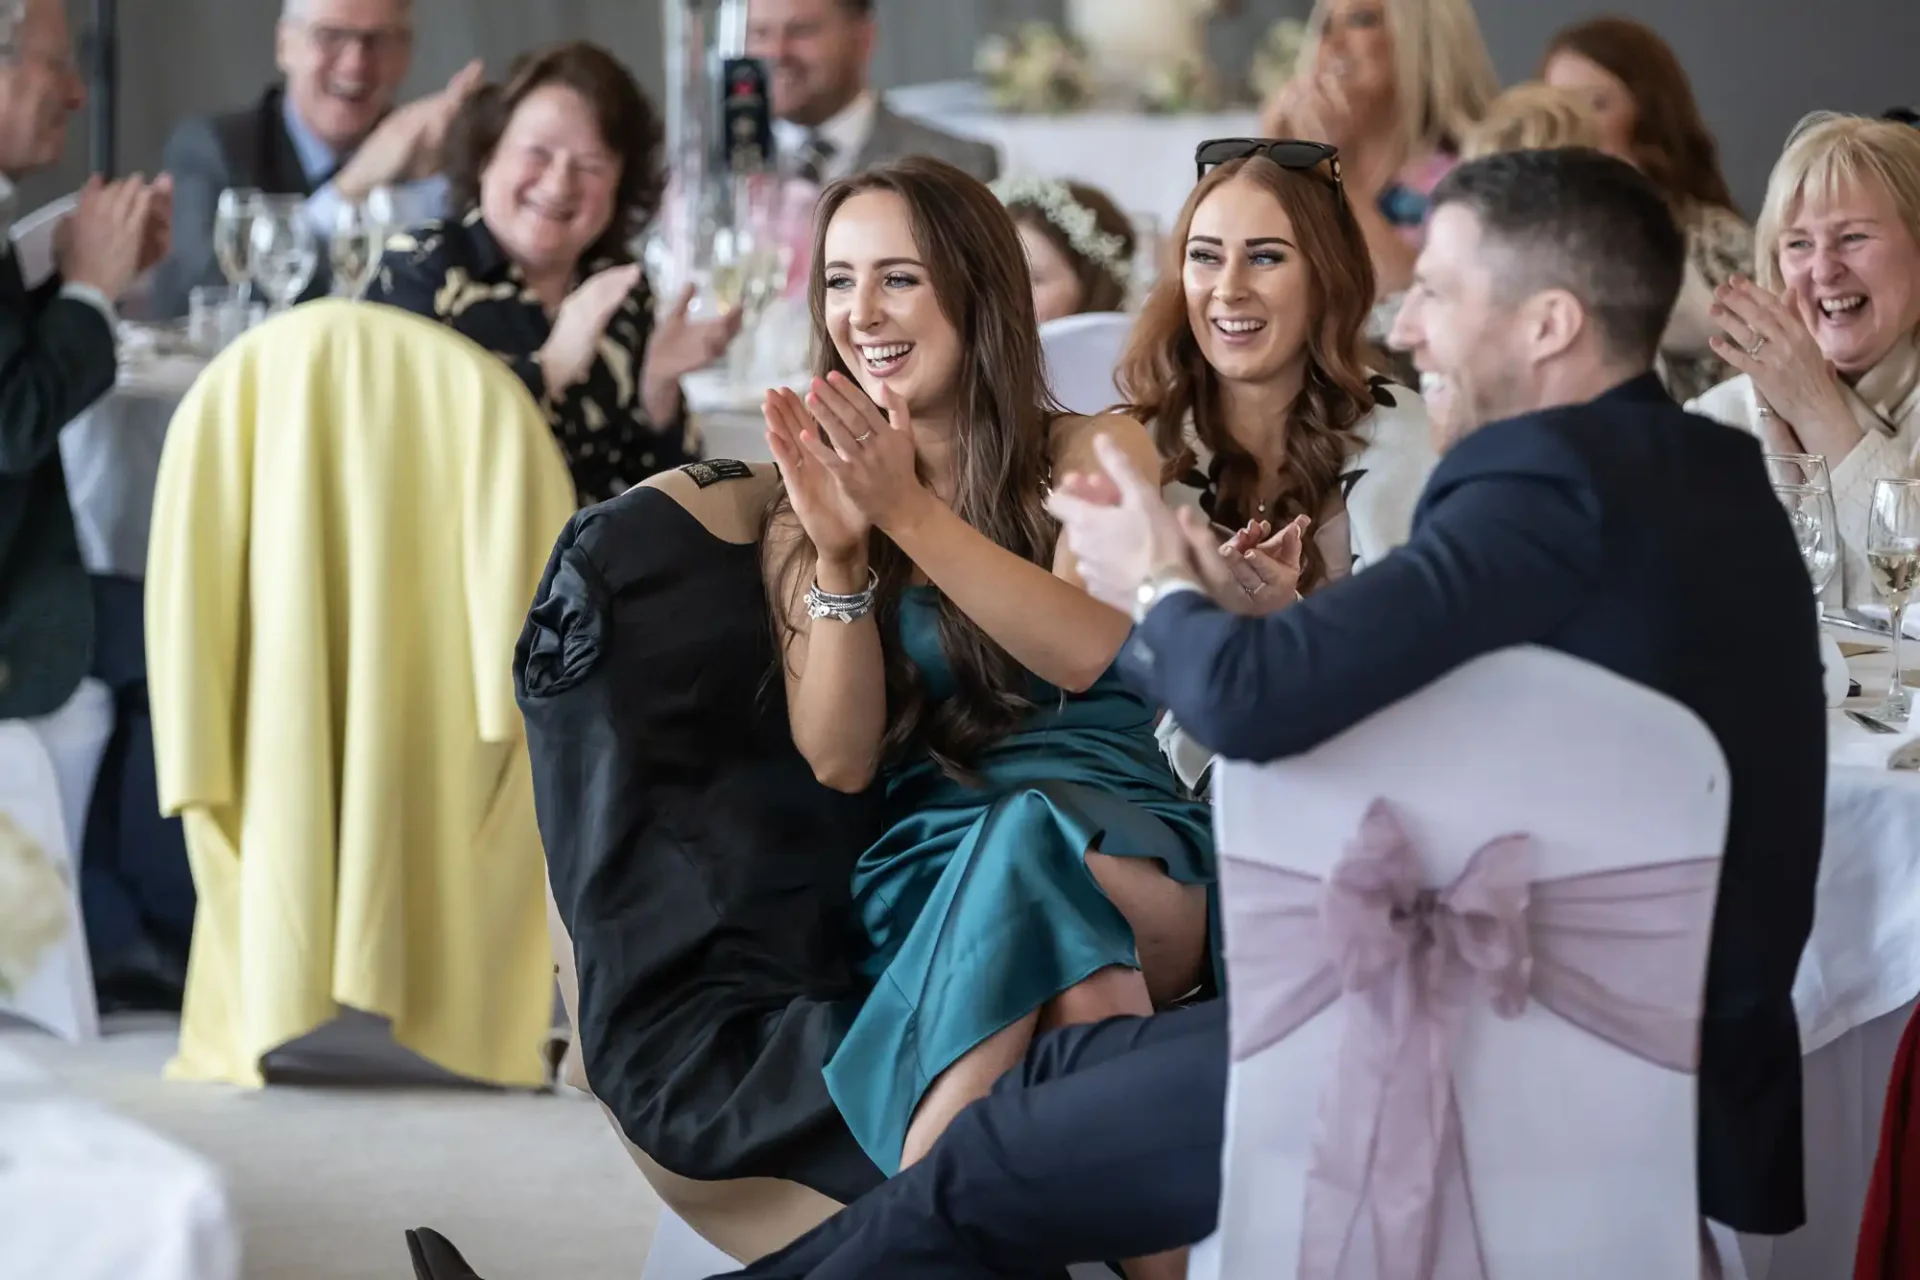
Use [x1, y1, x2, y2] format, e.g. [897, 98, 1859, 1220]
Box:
[806, 568, 879, 623]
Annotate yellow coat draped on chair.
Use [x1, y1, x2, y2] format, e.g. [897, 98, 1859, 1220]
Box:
[146, 299, 578, 1087]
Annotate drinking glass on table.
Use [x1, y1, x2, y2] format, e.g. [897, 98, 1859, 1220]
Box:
[1866, 477, 1920, 721]
[247, 195, 319, 310]
[213, 187, 261, 302]
[328, 198, 385, 298]
[1765, 453, 1839, 598]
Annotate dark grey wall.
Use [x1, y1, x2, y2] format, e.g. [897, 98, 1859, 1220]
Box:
[20, 0, 1919, 217]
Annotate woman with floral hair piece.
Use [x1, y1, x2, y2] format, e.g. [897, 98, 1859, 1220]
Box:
[995, 176, 1138, 321]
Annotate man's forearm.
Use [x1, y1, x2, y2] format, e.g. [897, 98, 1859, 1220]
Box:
[0, 300, 118, 475]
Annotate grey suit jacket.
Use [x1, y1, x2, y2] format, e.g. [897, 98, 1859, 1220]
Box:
[852, 102, 1001, 184]
[149, 86, 325, 320]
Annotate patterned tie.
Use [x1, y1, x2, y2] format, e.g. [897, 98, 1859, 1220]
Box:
[794, 133, 837, 186]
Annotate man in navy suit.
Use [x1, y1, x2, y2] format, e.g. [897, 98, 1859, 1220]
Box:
[407, 149, 1824, 1280]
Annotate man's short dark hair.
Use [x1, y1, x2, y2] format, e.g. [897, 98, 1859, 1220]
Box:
[838, 0, 873, 15]
[1430, 148, 1686, 367]
[1886, 107, 1920, 127]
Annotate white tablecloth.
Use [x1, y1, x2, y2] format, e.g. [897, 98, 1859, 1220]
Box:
[892, 92, 1259, 228]
[1731, 633, 1920, 1279]
[0, 1043, 239, 1280]
[60, 352, 205, 580]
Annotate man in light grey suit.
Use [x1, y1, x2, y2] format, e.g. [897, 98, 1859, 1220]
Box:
[747, 0, 999, 186]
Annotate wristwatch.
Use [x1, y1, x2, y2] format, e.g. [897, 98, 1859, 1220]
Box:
[1132, 568, 1202, 624]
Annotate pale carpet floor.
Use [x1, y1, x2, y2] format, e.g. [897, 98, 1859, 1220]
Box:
[2, 1015, 663, 1280]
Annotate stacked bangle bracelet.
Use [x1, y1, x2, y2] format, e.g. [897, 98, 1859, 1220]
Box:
[806, 568, 880, 623]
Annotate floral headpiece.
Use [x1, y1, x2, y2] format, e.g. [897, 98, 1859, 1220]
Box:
[991, 176, 1131, 283]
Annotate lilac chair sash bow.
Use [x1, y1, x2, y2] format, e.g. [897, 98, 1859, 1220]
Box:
[1223, 799, 1719, 1279]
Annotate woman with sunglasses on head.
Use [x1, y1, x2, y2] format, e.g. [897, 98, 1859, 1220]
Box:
[1123, 140, 1438, 788]
[763, 157, 1214, 1218]
[1259, 0, 1497, 301]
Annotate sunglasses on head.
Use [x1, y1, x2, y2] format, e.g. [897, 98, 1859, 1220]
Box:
[1194, 138, 1345, 209]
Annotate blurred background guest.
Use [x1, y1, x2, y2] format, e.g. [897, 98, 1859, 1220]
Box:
[748, 0, 1000, 187]
[1259, 0, 1499, 300]
[1458, 81, 1602, 160]
[1543, 16, 1751, 402]
[993, 175, 1134, 322]
[364, 42, 737, 508]
[150, 0, 481, 317]
[0, 0, 169, 994]
[1690, 113, 1920, 606]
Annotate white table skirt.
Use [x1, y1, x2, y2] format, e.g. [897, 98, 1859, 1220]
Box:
[890, 100, 1260, 228]
[1724, 634, 1920, 1277]
[60, 355, 204, 580]
[0, 1044, 239, 1280]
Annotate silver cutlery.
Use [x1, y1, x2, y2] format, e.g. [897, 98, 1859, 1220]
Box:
[1824, 609, 1894, 638]
[1848, 708, 1901, 734]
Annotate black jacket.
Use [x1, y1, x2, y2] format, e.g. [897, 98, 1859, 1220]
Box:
[1123, 373, 1827, 1234]
[0, 250, 118, 719]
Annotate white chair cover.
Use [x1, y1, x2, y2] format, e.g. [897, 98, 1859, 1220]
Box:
[10, 194, 77, 287]
[1193, 646, 1729, 1280]
[1040, 311, 1133, 416]
[0, 679, 111, 1043]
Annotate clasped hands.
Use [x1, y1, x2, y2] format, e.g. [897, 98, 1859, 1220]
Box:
[1047, 434, 1307, 618]
[1708, 274, 1860, 458]
[763, 372, 934, 564]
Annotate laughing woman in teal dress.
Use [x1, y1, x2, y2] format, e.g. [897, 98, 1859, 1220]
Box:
[761, 156, 1215, 1179]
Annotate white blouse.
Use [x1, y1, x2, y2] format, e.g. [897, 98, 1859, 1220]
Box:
[1687, 334, 1920, 607]
[1153, 378, 1439, 791]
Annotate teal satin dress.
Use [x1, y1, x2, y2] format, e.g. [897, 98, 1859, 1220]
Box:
[823, 587, 1216, 1173]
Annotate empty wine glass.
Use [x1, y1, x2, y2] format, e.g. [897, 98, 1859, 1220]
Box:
[248, 194, 319, 310]
[329, 199, 385, 299]
[1867, 477, 1920, 722]
[1765, 453, 1839, 598]
[213, 187, 261, 302]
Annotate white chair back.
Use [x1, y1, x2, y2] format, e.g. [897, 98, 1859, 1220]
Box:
[1040, 311, 1133, 416]
[0, 722, 99, 1042]
[1194, 646, 1728, 1280]
[10, 194, 77, 288]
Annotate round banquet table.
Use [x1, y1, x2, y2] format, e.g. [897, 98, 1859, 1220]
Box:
[61, 347, 207, 579]
[1726, 628, 1920, 1279]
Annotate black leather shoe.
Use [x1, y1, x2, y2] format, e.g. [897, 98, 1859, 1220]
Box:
[405, 1228, 486, 1280]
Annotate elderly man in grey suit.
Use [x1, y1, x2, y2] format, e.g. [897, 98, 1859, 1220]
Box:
[147, 0, 480, 318]
[748, 0, 1000, 185]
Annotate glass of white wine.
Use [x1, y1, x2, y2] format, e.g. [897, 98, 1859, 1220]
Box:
[1867, 477, 1920, 722]
[1765, 453, 1839, 598]
[329, 199, 385, 299]
[213, 187, 261, 302]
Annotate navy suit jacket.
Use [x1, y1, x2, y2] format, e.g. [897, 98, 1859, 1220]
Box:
[1122, 373, 1825, 1234]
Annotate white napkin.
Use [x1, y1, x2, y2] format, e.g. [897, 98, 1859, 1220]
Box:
[1853, 603, 1920, 639]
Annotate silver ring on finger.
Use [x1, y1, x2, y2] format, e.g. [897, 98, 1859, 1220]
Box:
[1746, 334, 1768, 360]
[853, 430, 875, 444]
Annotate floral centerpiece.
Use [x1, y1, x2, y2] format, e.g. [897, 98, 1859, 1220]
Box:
[975, 23, 1093, 115]
[0, 812, 68, 999]
[1249, 18, 1313, 105]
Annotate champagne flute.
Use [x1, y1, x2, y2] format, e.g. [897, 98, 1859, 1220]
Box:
[1765, 453, 1839, 598]
[214, 187, 261, 302]
[329, 199, 385, 299]
[247, 194, 320, 310]
[1866, 477, 1920, 722]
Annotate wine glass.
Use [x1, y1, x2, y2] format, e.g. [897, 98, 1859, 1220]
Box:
[329, 199, 385, 299]
[247, 194, 319, 310]
[1765, 453, 1840, 599]
[213, 187, 261, 301]
[1866, 477, 1920, 722]
[701, 224, 750, 319]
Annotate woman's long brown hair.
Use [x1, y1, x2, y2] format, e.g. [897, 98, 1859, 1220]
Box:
[767, 157, 1060, 781]
[1544, 17, 1739, 217]
[1116, 156, 1378, 591]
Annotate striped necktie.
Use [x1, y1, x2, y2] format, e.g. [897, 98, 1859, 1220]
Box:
[794, 133, 837, 186]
